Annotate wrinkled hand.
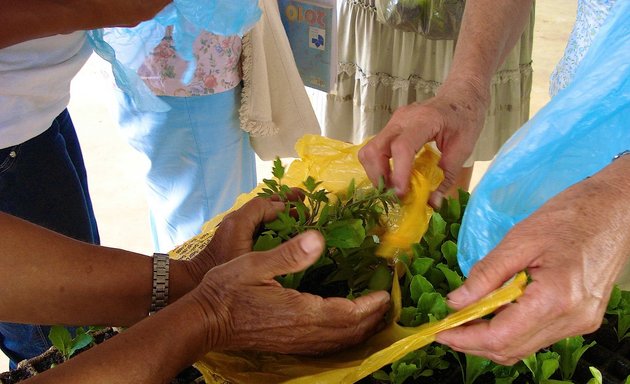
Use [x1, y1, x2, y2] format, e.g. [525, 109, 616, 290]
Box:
[358, 85, 487, 207]
[436, 173, 630, 365]
[186, 197, 286, 284]
[193, 231, 391, 355]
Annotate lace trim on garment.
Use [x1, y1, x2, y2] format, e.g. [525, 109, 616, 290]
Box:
[346, 0, 377, 12]
[337, 61, 533, 95]
[238, 32, 279, 137]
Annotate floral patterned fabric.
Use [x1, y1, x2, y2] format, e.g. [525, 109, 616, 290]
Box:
[549, 0, 616, 96]
[137, 27, 242, 97]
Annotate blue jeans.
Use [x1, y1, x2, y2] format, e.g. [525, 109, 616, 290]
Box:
[0, 109, 99, 368]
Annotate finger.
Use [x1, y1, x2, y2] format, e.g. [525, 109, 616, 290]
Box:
[446, 238, 529, 309]
[390, 137, 418, 197]
[269, 187, 305, 203]
[222, 198, 286, 233]
[308, 292, 391, 352]
[244, 231, 325, 282]
[359, 135, 394, 188]
[429, 147, 472, 208]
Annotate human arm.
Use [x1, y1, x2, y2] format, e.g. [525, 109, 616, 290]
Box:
[0, 197, 284, 327]
[436, 155, 630, 364]
[0, 0, 171, 49]
[23, 231, 390, 383]
[359, 0, 534, 206]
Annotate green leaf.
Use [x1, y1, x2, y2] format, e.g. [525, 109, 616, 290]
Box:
[492, 364, 520, 384]
[67, 333, 93, 357]
[539, 352, 561, 381]
[417, 292, 448, 321]
[324, 219, 366, 249]
[607, 285, 622, 312]
[371, 370, 391, 382]
[440, 240, 458, 268]
[399, 307, 422, 327]
[552, 336, 595, 380]
[436, 263, 463, 292]
[295, 202, 308, 226]
[586, 366, 603, 384]
[303, 176, 320, 192]
[424, 213, 447, 252]
[464, 354, 493, 384]
[368, 265, 393, 291]
[346, 178, 356, 198]
[253, 234, 282, 251]
[49, 326, 72, 359]
[410, 257, 434, 276]
[317, 204, 330, 225]
[458, 189, 470, 207]
[392, 362, 420, 384]
[450, 223, 460, 240]
[446, 197, 461, 222]
[410, 275, 435, 302]
[618, 313, 630, 341]
[272, 157, 285, 179]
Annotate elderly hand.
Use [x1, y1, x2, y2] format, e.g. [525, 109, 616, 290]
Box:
[436, 165, 630, 365]
[358, 83, 488, 207]
[192, 230, 391, 355]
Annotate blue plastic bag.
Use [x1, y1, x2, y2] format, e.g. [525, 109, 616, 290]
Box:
[88, 0, 261, 112]
[458, 0, 630, 276]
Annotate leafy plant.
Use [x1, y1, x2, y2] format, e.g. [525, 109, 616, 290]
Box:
[255, 158, 398, 297]
[586, 366, 603, 384]
[551, 336, 596, 380]
[449, 351, 493, 384]
[606, 285, 630, 342]
[522, 350, 573, 384]
[372, 345, 451, 384]
[48, 326, 102, 362]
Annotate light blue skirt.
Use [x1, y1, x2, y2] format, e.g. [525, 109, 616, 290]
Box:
[115, 85, 256, 252]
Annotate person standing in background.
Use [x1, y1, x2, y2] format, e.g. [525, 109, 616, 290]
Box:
[112, 27, 257, 252]
[322, 0, 534, 198]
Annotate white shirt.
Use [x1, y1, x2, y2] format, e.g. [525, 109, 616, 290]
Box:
[0, 32, 92, 148]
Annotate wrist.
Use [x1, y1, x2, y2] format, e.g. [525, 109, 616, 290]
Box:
[438, 74, 491, 111]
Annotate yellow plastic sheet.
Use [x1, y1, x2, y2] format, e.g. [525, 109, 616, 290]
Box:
[169, 135, 525, 383]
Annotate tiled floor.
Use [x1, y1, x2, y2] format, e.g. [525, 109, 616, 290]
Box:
[0, 0, 577, 372]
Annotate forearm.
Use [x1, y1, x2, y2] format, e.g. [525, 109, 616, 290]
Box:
[24, 294, 210, 384]
[0, 213, 195, 326]
[440, 0, 534, 101]
[0, 0, 170, 49]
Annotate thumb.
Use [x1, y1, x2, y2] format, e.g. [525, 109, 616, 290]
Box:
[256, 231, 325, 281]
[447, 245, 524, 310]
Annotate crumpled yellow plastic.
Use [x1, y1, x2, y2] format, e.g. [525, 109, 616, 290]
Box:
[196, 271, 527, 384]
[168, 134, 525, 384]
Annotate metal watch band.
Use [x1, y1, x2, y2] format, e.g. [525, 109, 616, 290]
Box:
[150, 253, 170, 315]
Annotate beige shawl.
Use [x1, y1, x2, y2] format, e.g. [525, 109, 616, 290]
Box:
[239, 0, 321, 160]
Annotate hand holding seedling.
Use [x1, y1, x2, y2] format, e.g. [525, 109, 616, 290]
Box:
[185, 197, 288, 285]
[436, 157, 630, 365]
[190, 230, 391, 355]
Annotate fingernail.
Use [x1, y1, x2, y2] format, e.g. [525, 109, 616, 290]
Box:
[446, 286, 469, 307]
[298, 231, 322, 254]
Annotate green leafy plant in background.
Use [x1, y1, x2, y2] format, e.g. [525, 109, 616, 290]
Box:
[551, 336, 596, 381]
[606, 285, 630, 342]
[48, 326, 102, 362]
